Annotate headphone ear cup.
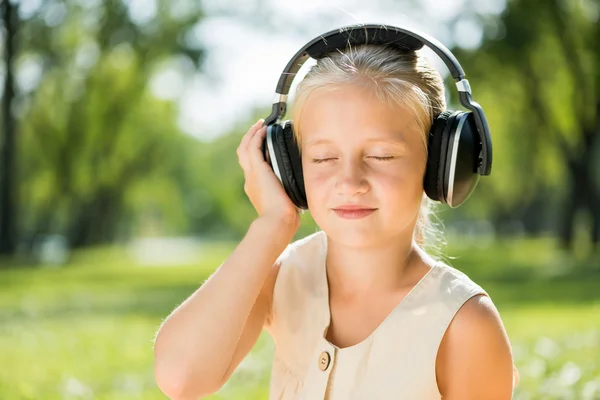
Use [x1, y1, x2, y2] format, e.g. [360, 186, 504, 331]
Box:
[424, 110, 456, 203]
[268, 121, 307, 210]
[444, 112, 481, 207]
[281, 121, 307, 209]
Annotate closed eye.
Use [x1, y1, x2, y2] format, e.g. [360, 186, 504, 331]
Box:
[311, 158, 336, 164]
[369, 156, 394, 161]
[311, 156, 395, 163]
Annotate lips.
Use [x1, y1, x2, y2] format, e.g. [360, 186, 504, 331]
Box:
[332, 205, 377, 219]
[332, 205, 376, 211]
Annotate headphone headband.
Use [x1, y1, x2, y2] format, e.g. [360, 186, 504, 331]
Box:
[264, 23, 492, 176]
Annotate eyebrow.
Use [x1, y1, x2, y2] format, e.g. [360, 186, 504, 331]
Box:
[304, 137, 408, 148]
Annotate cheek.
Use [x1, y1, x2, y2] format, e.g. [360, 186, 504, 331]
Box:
[302, 167, 329, 200]
[378, 172, 412, 198]
[377, 162, 425, 200]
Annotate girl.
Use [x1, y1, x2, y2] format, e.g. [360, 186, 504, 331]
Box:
[154, 41, 520, 399]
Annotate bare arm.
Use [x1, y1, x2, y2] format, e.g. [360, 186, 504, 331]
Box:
[153, 215, 296, 399]
[153, 118, 300, 399]
[436, 294, 518, 399]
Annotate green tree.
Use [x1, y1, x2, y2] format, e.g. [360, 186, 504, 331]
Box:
[13, 0, 207, 248]
[449, 0, 600, 250]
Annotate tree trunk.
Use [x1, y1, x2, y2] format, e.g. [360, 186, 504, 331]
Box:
[559, 160, 580, 250]
[0, 0, 18, 255]
[582, 105, 600, 248]
[559, 145, 600, 250]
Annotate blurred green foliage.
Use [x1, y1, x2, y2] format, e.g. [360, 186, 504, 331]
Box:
[0, 0, 596, 254]
[448, 0, 600, 248]
[11, 0, 209, 248]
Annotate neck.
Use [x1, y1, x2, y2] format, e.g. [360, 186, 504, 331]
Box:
[324, 232, 431, 298]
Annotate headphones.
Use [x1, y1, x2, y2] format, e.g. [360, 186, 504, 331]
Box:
[261, 23, 493, 210]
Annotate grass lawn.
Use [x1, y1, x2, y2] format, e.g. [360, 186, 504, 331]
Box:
[0, 236, 599, 399]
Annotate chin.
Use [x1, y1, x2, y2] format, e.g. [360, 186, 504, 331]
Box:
[320, 221, 388, 248]
[315, 211, 415, 248]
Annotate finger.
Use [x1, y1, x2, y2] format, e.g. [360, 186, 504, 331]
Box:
[248, 125, 268, 169]
[238, 119, 263, 153]
[238, 119, 264, 169]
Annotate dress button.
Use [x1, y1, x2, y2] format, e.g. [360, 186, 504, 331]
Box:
[318, 351, 331, 371]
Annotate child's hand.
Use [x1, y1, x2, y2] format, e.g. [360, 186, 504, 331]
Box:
[237, 119, 301, 231]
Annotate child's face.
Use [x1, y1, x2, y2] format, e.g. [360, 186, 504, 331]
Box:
[299, 83, 427, 247]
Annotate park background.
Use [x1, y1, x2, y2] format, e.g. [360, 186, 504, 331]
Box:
[0, 0, 599, 398]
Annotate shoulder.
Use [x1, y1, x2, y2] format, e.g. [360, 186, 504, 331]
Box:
[274, 230, 327, 276]
[264, 230, 327, 330]
[436, 261, 483, 289]
[435, 290, 519, 399]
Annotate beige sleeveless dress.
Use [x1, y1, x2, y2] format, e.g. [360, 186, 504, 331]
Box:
[266, 230, 492, 400]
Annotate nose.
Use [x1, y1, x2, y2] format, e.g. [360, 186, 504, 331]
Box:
[334, 158, 369, 196]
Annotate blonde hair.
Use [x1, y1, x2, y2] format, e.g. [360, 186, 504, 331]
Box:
[290, 44, 447, 253]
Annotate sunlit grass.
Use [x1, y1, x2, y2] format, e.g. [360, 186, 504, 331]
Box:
[0, 236, 599, 399]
